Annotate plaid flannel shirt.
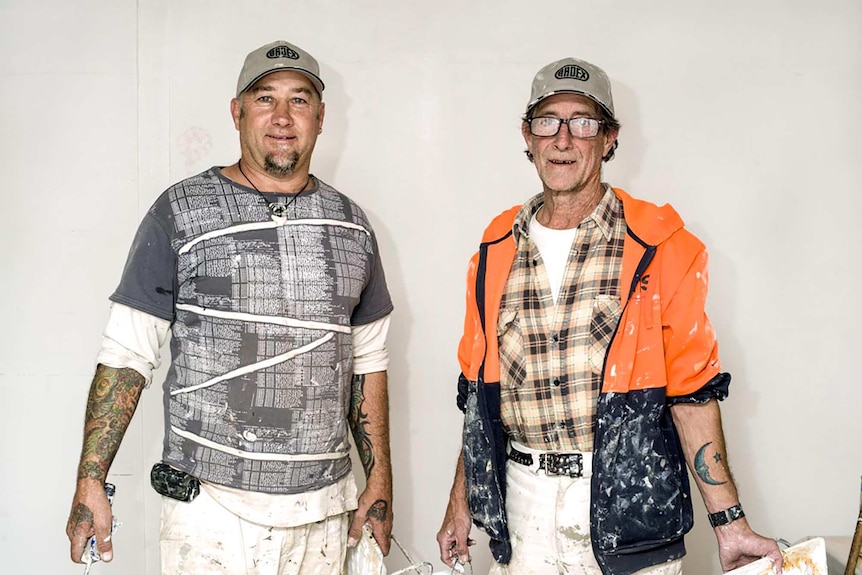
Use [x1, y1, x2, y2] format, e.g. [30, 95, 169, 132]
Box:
[498, 187, 626, 452]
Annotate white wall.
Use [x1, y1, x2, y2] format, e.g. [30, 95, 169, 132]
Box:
[1, 1, 860, 574]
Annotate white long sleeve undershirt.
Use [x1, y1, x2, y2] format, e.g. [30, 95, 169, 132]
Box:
[95, 303, 390, 385]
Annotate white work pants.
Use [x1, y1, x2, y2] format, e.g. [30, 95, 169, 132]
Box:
[160, 486, 349, 575]
[489, 442, 683, 575]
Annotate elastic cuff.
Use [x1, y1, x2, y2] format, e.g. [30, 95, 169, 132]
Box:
[456, 373, 469, 413]
[667, 372, 731, 405]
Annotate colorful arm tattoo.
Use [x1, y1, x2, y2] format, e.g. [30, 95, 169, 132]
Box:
[77, 365, 145, 482]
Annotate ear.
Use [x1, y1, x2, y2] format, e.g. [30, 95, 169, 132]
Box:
[521, 120, 533, 153]
[603, 126, 620, 157]
[230, 98, 241, 131]
[317, 101, 326, 134]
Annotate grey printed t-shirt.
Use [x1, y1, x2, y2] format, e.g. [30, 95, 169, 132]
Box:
[111, 168, 393, 494]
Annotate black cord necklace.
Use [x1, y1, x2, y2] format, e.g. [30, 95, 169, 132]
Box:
[237, 160, 310, 218]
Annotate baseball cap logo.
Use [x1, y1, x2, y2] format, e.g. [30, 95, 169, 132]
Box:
[266, 45, 300, 60]
[555, 65, 589, 82]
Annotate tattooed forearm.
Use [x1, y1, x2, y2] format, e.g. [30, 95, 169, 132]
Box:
[349, 373, 375, 477]
[693, 441, 728, 486]
[77, 365, 145, 482]
[367, 499, 388, 521]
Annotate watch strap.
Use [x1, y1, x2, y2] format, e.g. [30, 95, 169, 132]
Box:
[708, 504, 745, 528]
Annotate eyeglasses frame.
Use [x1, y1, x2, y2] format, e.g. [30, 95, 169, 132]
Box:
[526, 116, 606, 138]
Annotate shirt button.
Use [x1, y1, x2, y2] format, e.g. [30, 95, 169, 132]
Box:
[553, 378, 561, 386]
[551, 334, 559, 343]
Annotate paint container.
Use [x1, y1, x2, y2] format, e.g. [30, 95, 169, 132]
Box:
[725, 537, 827, 575]
[344, 525, 438, 575]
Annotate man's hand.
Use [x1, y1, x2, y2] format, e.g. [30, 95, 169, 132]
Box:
[348, 484, 393, 555]
[715, 519, 783, 573]
[66, 481, 114, 564]
[436, 466, 474, 569]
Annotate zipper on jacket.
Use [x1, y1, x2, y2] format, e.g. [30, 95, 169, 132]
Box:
[475, 230, 513, 384]
[597, 228, 656, 413]
[592, 228, 659, 573]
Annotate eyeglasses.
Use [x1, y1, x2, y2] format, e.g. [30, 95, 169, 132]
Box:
[528, 116, 604, 138]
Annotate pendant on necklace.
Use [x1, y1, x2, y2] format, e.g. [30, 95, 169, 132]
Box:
[270, 203, 288, 217]
[269, 202, 288, 225]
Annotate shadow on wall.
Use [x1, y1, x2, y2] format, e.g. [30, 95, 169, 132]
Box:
[679, 238, 772, 574]
[602, 79, 646, 191]
[312, 62, 349, 182]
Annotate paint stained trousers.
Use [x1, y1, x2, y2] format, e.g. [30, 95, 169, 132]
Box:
[159, 486, 348, 575]
[489, 442, 683, 575]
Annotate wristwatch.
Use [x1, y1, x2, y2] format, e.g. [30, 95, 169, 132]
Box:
[708, 504, 745, 528]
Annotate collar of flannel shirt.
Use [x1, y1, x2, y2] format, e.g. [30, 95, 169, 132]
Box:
[512, 184, 617, 243]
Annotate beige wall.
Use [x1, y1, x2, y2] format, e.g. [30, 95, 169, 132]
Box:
[2, 1, 860, 573]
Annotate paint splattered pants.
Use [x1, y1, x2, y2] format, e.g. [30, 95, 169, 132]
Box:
[160, 486, 349, 575]
[489, 441, 682, 575]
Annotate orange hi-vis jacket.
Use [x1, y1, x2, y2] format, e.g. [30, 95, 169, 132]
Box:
[456, 188, 731, 575]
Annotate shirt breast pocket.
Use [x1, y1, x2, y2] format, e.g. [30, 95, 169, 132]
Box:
[497, 307, 526, 388]
[589, 295, 622, 373]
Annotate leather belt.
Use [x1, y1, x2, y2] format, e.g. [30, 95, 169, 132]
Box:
[508, 445, 584, 477]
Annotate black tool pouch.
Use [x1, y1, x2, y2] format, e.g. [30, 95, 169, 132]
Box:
[150, 462, 200, 502]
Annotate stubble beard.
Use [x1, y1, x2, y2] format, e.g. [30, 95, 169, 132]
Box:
[264, 152, 300, 177]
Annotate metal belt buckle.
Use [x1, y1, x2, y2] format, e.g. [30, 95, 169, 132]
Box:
[540, 453, 584, 477]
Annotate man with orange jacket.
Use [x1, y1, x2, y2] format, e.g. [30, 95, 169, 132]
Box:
[436, 58, 782, 575]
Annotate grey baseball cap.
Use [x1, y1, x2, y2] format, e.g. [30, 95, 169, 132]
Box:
[236, 40, 325, 98]
[526, 57, 614, 118]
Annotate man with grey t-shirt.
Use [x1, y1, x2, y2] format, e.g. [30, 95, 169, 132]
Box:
[65, 40, 395, 574]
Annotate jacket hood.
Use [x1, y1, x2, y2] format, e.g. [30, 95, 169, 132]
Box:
[614, 188, 685, 246]
[481, 205, 521, 243]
